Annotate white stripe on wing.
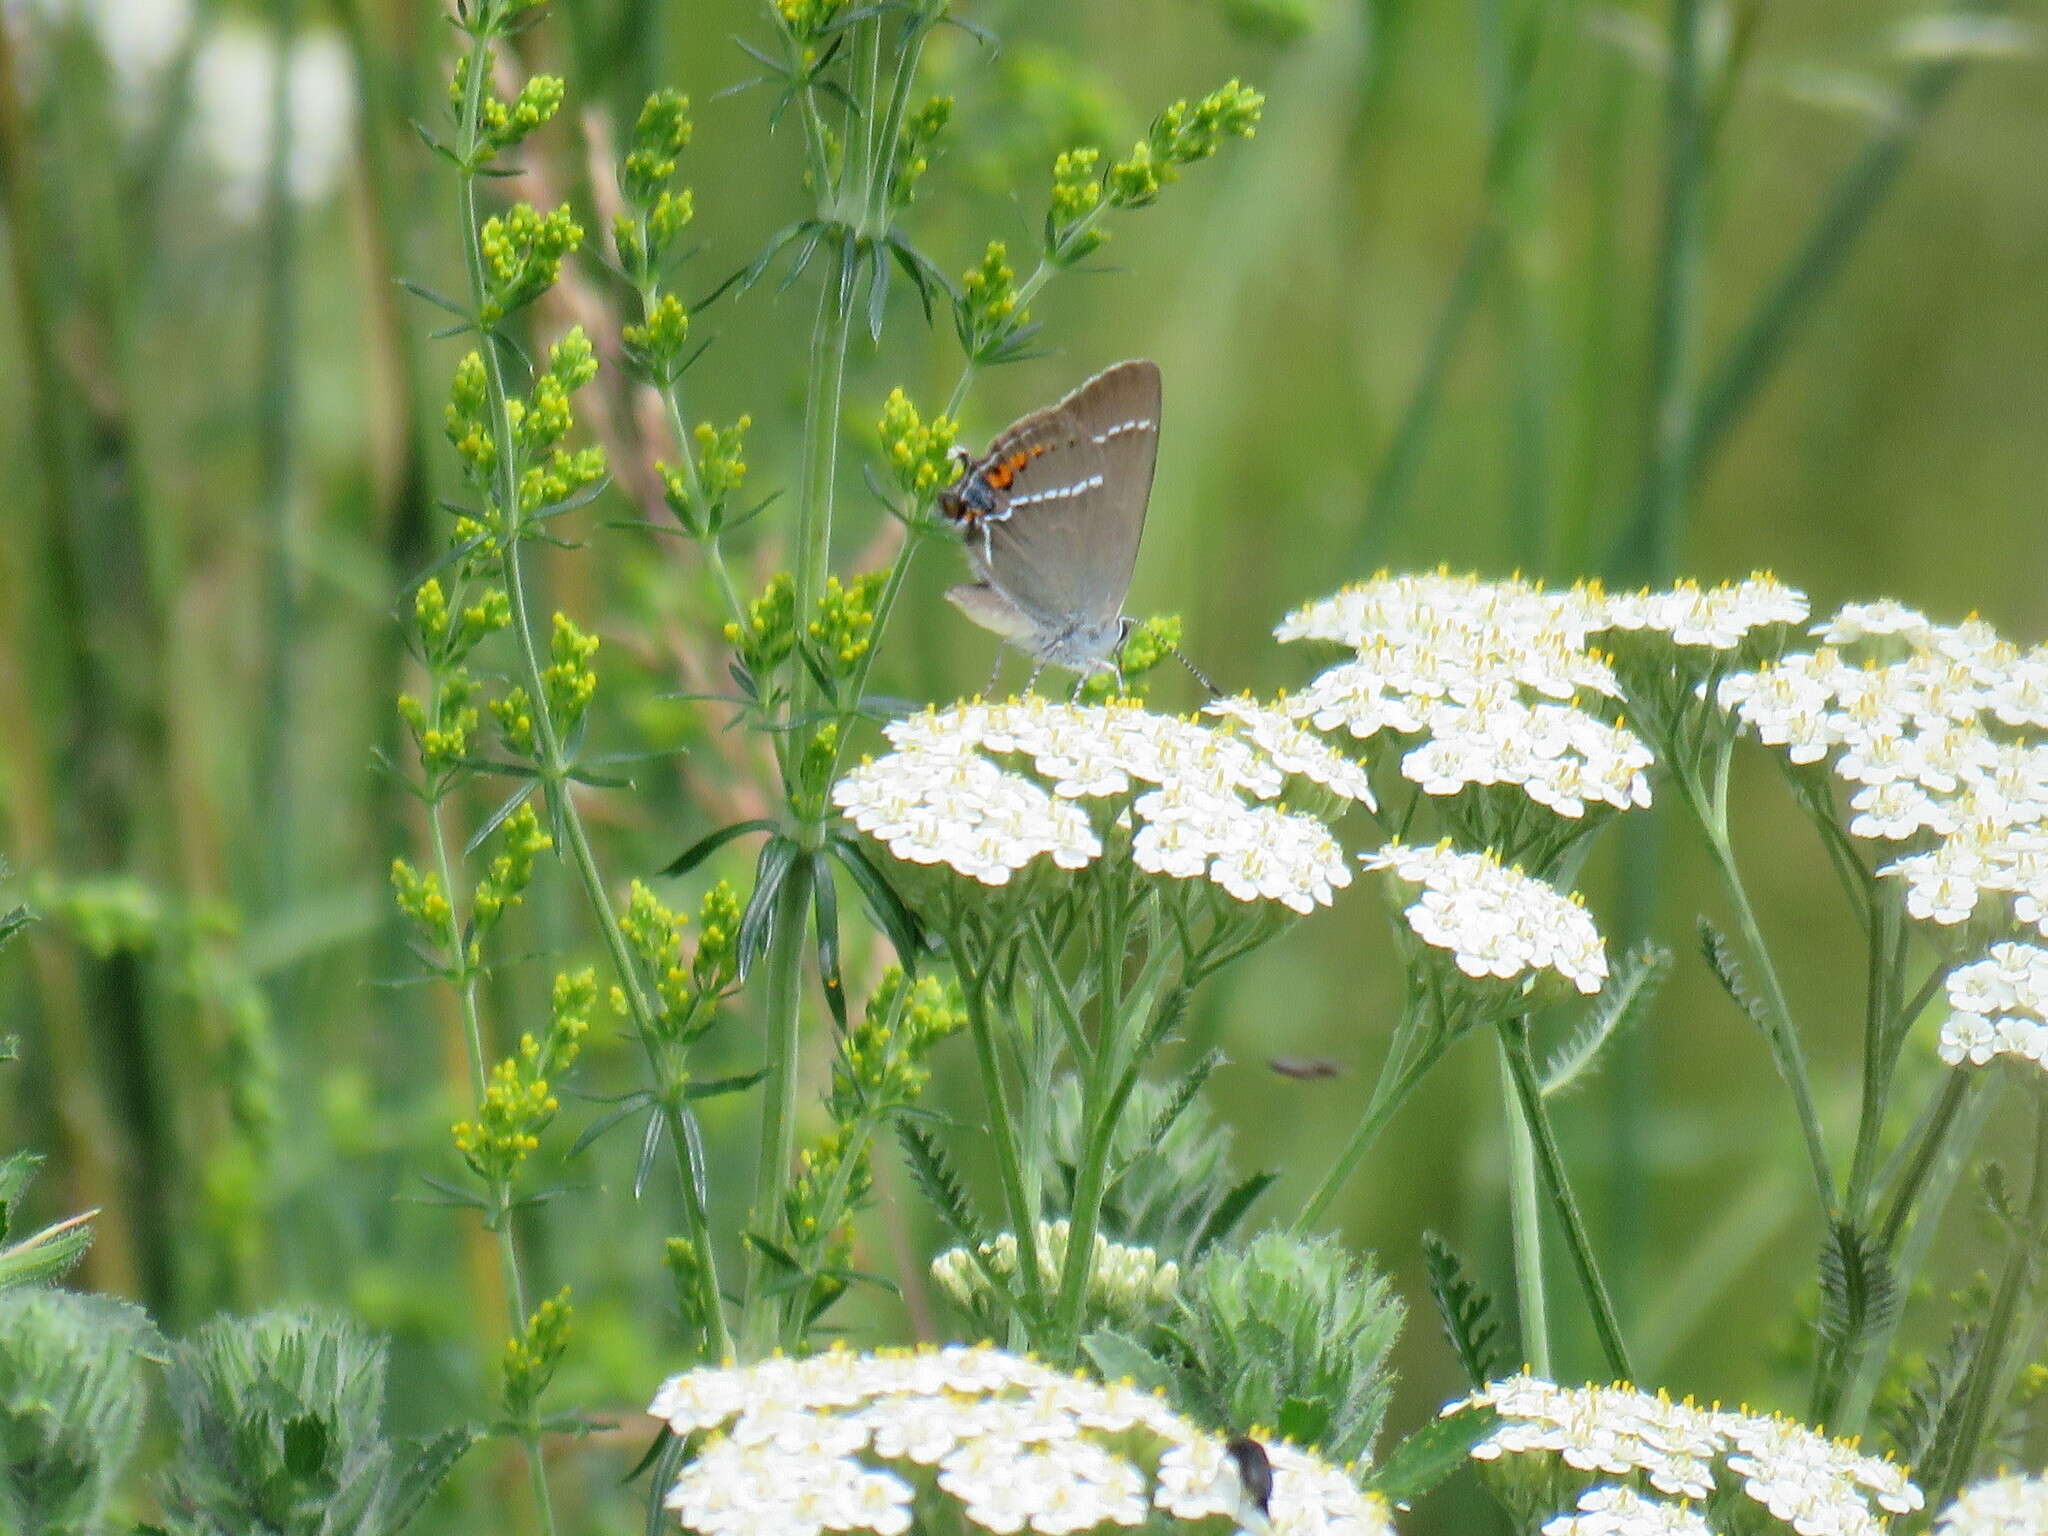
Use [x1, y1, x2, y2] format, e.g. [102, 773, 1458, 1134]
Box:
[1007, 472, 1105, 507]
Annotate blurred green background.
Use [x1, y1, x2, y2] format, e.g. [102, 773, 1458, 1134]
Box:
[1, 0, 2043, 1528]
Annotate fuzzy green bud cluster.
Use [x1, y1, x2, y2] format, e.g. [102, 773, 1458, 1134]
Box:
[451, 968, 593, 1183]
[396, 670, 478, 774]
[507, 329, 605, 517]
[479, 203, 584, 323]
[725, 572, 797, 679]
[777, 0, 845, 44]
[932, 1221, 1180, 1334]
[657, 416, 751, 535]
[785, 1125, 872, 1253]
[616, 90, 697, 282]
[809, 572, 886, 677]
[390, 860, 455, 955]
[957, 241, 1028, 362]
[1047, 147, 1107, 262]
[1174, 1231, 1403, 1465]
[624, 293, 691, 386]
[471, 803, 551, 933]
[1109, 80, 1265, 209]
[412, 578, 512, 673]
[877, 389, 959, 502]
[618, 879, 739, 1043]
[890, 95, 952, 209]
[540, 613, 599, 737]
[450, 51, 565, 157]
[501, 1286, 573, 1419]
[1079, 613, 1186, 704]
[491, 685, 534, 756]
[445, 352, 498, 495]
[620, 90, 693, 203]
[833, 968, 965, 1113]
[665, 1237, 711, 1331]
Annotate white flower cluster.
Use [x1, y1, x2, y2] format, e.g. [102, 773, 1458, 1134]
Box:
[648, 1343, 1395, 1536]
[1541, 1484, 1712, 1536]
[1935, 1471, 2048, 1536]
[1936, 941, 2048, 1072]
[930, 1221, 1179, 1326]
[1363, 843, 1609, 994]
[1453, 1375, 1922, 1536]
[1716, 601, 2048, 935]
[1273, 571, 1766, 819]
[834, 698, 1358, 912]
[1156, 1432, 1393, 1534]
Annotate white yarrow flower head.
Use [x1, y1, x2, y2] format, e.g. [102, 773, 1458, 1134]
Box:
[1451, 1376, 1922, 1534]
[1364, 842, 1609, 995]
[833, 698, 1357, 912]
[1276, 572, 1653, 828]
[1935, 941, 2048, 1074]
[1715, 601, 2048, 947]
[930, 1221, 1180, 1333]
[1542, 1484, 1714, 1536]
[1936, 1471, 2048, 1536]
[648, 1344, 1396, 1536]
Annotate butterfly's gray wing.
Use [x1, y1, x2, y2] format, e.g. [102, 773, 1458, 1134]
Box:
[978, 360, 1161, 635]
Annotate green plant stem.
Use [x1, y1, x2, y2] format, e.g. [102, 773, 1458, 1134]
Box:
[793, 240, 859, 638]
[1684, 749, 1834, 1211]
[1879, 1070, 1979, 1251]
[1499, 1018, 1634, 1381]
[1838, 1068, 1991, 1430]
[423, 785, 554, 1535]
[1498, 1029, 1552, 1377]
[1843, 896, 1907, 1222]
[742, 861, 814, 1355]
[1296, 992, 1446, 1230]
[1928, 1086, 2048, 1512]
[957, 949, 1047, 1331]
[1051, 875, 1134, 1358]
[449, 15, 731, 1383]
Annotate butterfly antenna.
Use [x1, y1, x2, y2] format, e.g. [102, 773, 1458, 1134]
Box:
[1168, 644, 1221, 697]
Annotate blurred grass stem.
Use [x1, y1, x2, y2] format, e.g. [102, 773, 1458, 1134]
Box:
[1500, 1015, 1633, 1380]
[1498, 1029, 1552, 1377]
[1296, 986, 1446, 1230]
[255, 0, 303, 897]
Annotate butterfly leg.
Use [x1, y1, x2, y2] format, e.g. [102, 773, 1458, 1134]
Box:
[983, 643, 1008, 699]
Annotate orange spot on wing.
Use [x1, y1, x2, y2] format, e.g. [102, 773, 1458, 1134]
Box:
[985, 444, 1051, 491]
